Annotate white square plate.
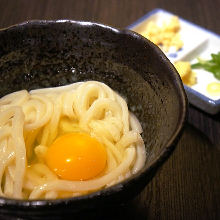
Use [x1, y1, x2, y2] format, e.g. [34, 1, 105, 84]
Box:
[128, 8, 220, 114]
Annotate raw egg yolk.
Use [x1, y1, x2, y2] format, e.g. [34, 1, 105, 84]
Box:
[46, 132, 107, 181]
[207, 82, 220, 96]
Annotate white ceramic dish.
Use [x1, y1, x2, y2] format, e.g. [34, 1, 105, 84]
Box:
[128, 8, 220, 114]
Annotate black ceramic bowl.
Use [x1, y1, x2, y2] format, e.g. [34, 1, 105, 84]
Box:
[0, 20, 187, 219]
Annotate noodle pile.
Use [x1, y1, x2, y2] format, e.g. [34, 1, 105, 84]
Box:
[0, 81, 146, 199]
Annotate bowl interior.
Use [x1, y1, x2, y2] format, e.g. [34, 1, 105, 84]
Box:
[0, 20, 186, 216]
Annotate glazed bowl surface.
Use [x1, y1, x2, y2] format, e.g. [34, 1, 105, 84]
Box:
[0, 20, 187, 219]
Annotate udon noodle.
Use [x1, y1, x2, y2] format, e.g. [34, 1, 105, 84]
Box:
[0, 81, 146, 199]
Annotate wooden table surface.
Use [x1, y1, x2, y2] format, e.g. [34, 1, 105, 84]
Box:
[0, 0, 219, 219]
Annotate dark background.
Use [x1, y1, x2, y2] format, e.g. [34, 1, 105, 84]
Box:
[0, 0, 219, 219]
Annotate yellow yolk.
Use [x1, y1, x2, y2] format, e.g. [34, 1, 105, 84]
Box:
[207, 82, 220, 96]
[46, 132, 107, 181]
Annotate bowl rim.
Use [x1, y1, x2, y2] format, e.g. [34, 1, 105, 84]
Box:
[0, 19, 188, 209]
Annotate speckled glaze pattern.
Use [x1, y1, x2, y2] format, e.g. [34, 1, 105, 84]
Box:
[0, 20, 187, 219]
